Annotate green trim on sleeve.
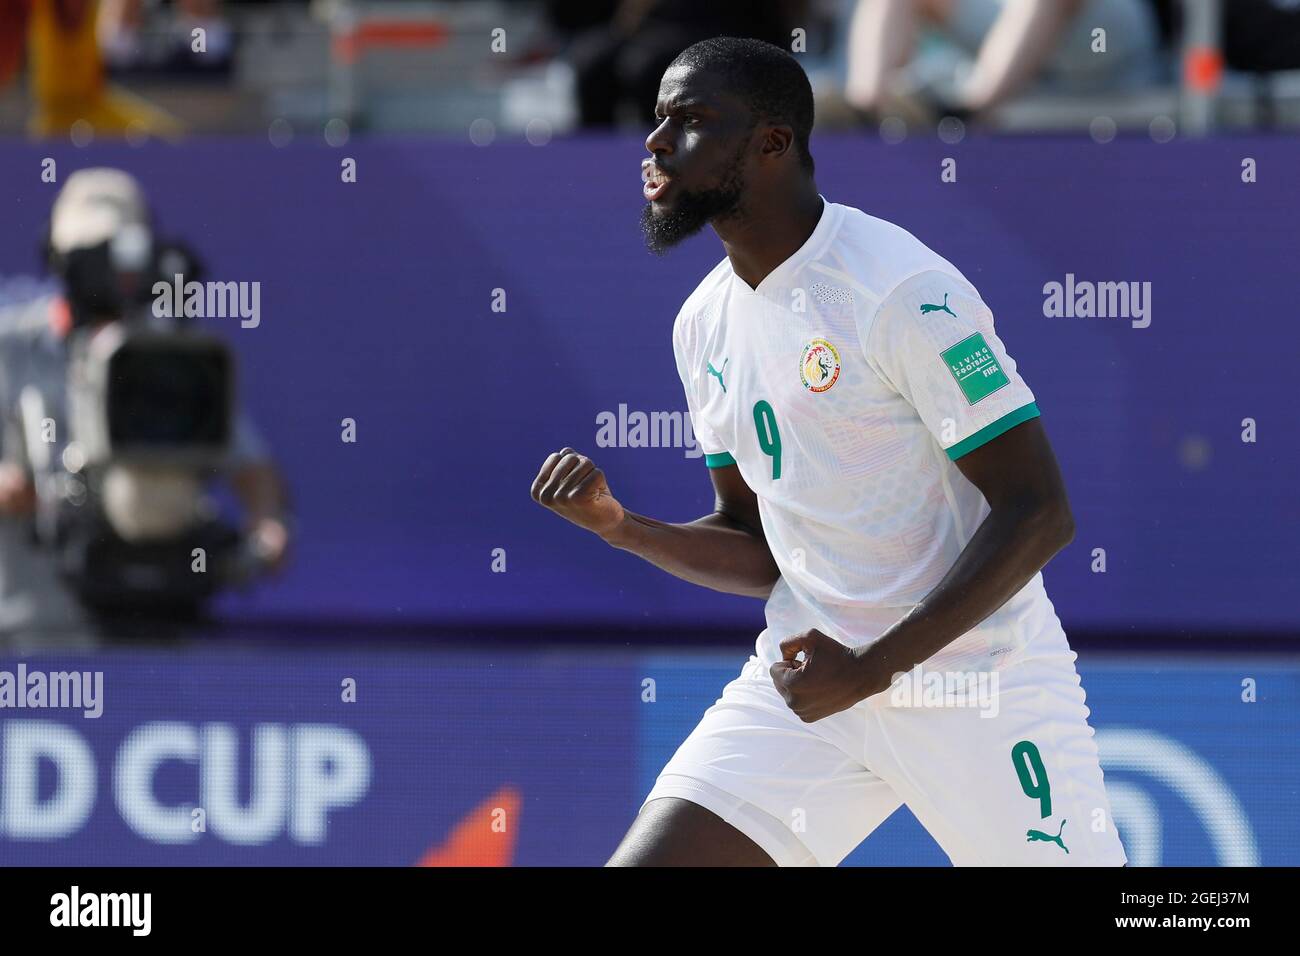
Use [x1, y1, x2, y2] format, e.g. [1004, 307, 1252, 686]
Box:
[945, 402, 1040, 460]
[704, 451, 736, 468]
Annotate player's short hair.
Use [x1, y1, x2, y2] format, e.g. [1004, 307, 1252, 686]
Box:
[668, 36, 816, 176]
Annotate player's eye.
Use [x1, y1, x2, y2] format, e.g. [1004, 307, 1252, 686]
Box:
[683, 114, 700, 127]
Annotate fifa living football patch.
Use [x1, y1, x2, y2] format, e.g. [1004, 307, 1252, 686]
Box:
[940, 332, 1009, 405]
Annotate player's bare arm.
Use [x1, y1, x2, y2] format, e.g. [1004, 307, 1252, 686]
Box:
[531, 447, 779, 599]
[772, 417, 1073, 722]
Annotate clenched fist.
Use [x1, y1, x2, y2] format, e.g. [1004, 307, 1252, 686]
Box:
[770, 628, 891, 723]
[530, 447, 625, 538]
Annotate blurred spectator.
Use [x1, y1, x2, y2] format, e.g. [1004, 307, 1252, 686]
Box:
[560, 0, 805, 127]
[0, 0, 184, 138]
[843, 0, 1164, 124]
[1141, 0, 1300, 75]
[100, 0, 236, 77]
[96, 0, 145, 68]
[1221, 0, 1300, 74]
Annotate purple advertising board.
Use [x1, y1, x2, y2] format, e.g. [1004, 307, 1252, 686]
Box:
[0, 134, 1294, 633]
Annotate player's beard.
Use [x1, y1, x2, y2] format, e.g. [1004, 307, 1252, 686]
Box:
[640, 141, 748, 256]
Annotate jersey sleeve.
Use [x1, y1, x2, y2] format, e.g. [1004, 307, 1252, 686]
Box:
[672, 312, 732, 468]
[864, 270, 1039, 460]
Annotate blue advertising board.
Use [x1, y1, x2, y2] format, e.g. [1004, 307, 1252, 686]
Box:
[0, 646, 1294, 865]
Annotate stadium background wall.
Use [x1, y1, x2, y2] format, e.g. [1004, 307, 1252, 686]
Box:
[0, 136, 1292, 632]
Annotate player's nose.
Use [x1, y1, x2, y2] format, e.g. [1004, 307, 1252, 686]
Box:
[644, 118, 674, 157]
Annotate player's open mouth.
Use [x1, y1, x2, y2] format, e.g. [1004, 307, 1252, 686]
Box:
[642, 161, 673, 202]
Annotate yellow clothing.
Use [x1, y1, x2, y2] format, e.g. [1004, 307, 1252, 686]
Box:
[26, 0, 182, 138]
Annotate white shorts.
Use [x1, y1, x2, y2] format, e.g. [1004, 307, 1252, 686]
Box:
[642, 629, 1127, 867]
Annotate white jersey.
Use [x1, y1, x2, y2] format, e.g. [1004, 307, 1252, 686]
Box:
[672, 198, 1060, 667]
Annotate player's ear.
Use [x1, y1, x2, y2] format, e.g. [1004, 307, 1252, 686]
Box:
[761, 124, 795, 162]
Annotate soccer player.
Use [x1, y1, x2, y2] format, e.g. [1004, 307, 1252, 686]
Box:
[531, 36, 1125, 867]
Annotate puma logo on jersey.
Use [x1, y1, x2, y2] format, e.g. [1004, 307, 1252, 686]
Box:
[706, 358, 729, 393]
[1026, 819, 1068, 854]
[920, 293, 956, 317]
